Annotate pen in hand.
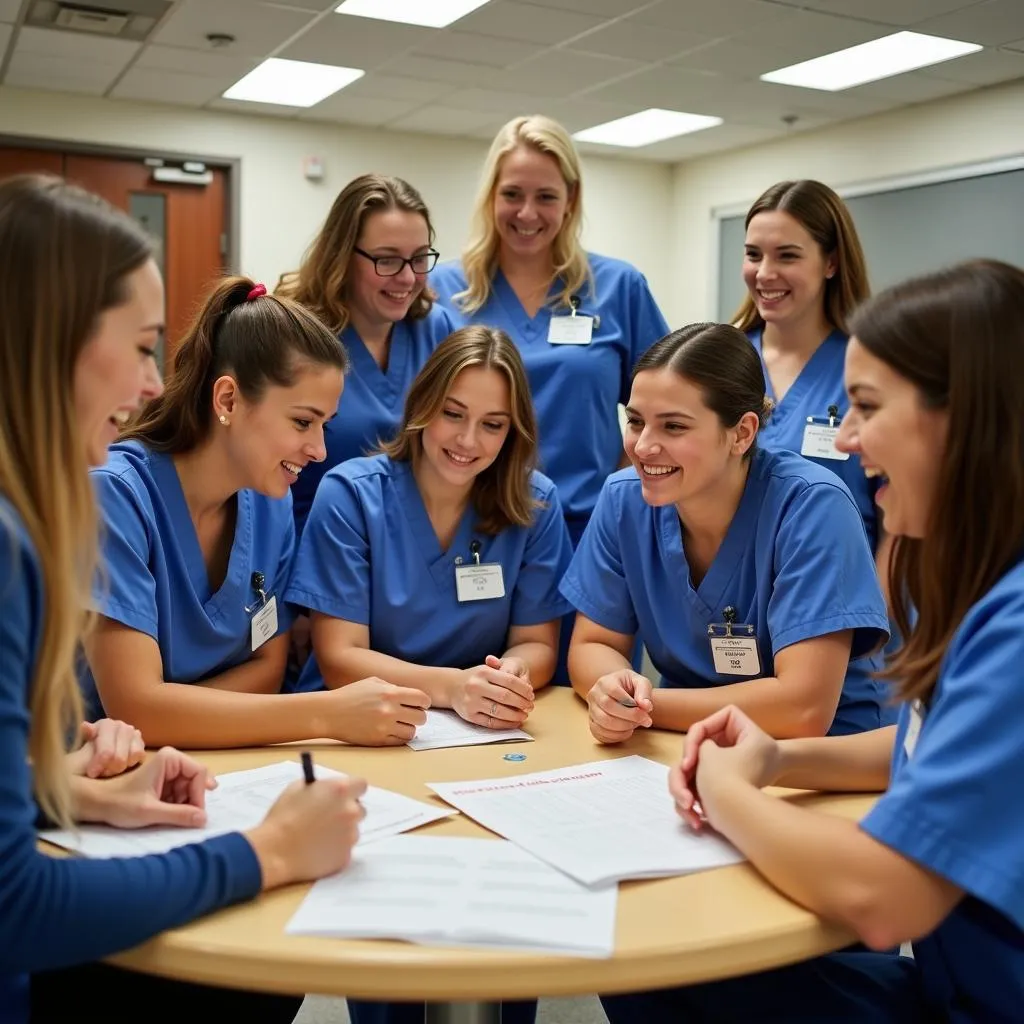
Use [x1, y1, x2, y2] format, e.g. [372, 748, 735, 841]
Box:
[301, 750, 315, 784]
[618, 697, 638, 708]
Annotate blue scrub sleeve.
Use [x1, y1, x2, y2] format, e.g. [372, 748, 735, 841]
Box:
[862, 592, 1024, 931]
[559, 481, 638, 637]
[270, 498, 298, 634]
[92, 470, 159, 639]
[509, 483, 574, 627]
[623, 271, 670, 403]
[0, 523, 262, 976]
[768, 481, 889, 657]
[284, 470, 371, 625]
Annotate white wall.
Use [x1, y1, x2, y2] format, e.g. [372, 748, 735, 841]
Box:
[0, 86, 674, 318]
[672, 78, 1024, 325]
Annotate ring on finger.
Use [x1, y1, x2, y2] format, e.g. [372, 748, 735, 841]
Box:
[489, 700, 498, 717]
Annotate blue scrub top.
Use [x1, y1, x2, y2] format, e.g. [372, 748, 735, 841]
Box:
[284, 454, 573, 692]
[432, 254, 669, 530]
[82, 441, 296, 717]
[861, 555, 1024, 1020]
[751, 327, 880, 550]
[560, 447, 891, 736]
[291, 304, 455, 535]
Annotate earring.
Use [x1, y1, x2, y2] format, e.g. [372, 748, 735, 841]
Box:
[219, 414, 229, 426]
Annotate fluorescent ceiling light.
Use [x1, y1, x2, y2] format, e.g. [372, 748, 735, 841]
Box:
[223, 58, 364, 107]
[573, 108, 723, 148]
[761, 31, 981, 91]
[334, 0, 492, 29]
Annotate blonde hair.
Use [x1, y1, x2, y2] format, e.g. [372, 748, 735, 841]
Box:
[276, 173, 436, 334]
[456, 115, 592, 315]
[380, 326, 542, 534]
[733, 180, 870, 335]
[0, 175, 153, 827]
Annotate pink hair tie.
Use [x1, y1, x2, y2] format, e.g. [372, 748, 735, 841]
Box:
[246, 283, 267, 301]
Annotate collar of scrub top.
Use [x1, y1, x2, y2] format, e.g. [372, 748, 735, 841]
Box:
[245, 570, 268, 614]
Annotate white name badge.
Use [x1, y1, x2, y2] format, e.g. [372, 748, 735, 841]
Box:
[801, 423, 850, 461]
[548, 314, 593, 345]
[251, 595, 279, 651]
[903, 699, 924, 758]
[710, 635, 762, 676]
[455, 563, 506, 602]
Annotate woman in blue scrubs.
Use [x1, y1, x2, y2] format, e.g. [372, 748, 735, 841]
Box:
[277, 173, 456, 535]
[432, 115, 669, 681]
[606, 260, 1024, 1022]
[84, 277, 430, 749]
[0, 174, 364, 1024]
[289, 325, 569, 1024]
[562, 323, 890, 741]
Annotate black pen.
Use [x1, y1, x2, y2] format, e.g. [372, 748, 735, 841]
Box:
[618, 697, 638, 708]
[301, 750, 315, 784]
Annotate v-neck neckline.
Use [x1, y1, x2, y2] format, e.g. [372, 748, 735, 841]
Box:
[342, 322, 409, 397]
[753, 327, 844, 411]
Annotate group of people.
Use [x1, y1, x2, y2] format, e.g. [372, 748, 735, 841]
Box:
[1, 110, 1020, 1024]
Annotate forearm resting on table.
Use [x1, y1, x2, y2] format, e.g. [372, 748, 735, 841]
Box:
[198, 639, 288, 694]
[772, 726, 896, 792]
[320, 646, 454, 704]
[567, 639, 632, 700]
[653, 677, 834, 738]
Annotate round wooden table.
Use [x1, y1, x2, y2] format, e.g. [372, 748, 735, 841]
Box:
[105, 687, 875, 1021]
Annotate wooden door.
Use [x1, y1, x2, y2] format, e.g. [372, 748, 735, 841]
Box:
[64, 154, 227, 365]
[0, 146, 64, 177]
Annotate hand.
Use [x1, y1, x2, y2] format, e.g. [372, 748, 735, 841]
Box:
[290, 614, 312, 670]
[67, 719, 145, 778]
[245, 774, 368, 890]
[586, 670, 654, 744]
[452, 655, 534, 729]
[329, 677, 430, 746]
[88, 747, 218, 829]
[669, 705, 780, 831]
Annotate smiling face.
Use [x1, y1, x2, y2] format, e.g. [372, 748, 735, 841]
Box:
[624, 368, 757, 509]
[743, 210, 836, 331]
[418, 365, 512, 492]
[346, 207, 431, 330]
[837, 337, 948, 539]
[215, 363, 344, 499]
[73, 258, 166, 466]
[493, 146, 572, 263]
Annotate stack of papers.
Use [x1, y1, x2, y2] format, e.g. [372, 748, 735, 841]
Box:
[286, 834, 616, 958]
[408, 708, 533, 751]
[40, 761, 455, 858]
[427, 755, 745, 887]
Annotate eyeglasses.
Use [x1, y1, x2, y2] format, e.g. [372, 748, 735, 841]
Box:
[353, 247, 440, 277]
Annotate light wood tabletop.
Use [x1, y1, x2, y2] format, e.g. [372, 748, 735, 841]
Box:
[101, 687, 875, 1001]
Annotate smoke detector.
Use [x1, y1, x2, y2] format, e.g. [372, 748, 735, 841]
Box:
[27, 0, 172, 41]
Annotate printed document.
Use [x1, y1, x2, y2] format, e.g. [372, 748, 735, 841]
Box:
[40, 761, 454, 859]
[428, 755, 744, 887]
[286, 834, 617, 957]
[408, 708, 533, 750]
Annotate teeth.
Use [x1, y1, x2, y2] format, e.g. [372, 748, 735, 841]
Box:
[863, 467, 887, 481]
[282, 461, 302, 475]
[383, 291, 410, 300]
[759, 290, 787, 300]
[445, 449, 474, 465]
[642, 464, 677, 477]
[514, 227, 541, 236]
[113, 410, 131, 424]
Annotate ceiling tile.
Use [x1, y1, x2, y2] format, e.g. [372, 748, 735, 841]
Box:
[733, 9, 893, 66]
[1007, 36, 1024, 51]
[489, 48, 645, 96]
[5, 53, 118, 94]
[774, 0, 981, 27]
[282, 10, 428, 68]
[570, 19, 714, 63]
[208, 96, 303, 117]
[110, 68, 228, 106]
[921, 45, 1024, 82]
[517, 0, 648, 14]
[543, 95, 653, 130]
[133, 44, 259, 79]
[344, 73, 455, 103]
[669, 39, 806, 79]
[412, 29, 544, 68]
[440, 86, 561, 113]
[844, 68, 972, 101]
[583, 64, 735, 111]
[632, 0, 793, 37]
[0, 0, 21, 24]
[454, 1, 606, 45]
[916, 0, 1024, 45]
[298, 92, 422, 124]
[15, 25, 140, 64]
[153, 0, 317, 57]
[376, 53, 501, 86]
[386, 104, 503, 134]
[0, 23, 9, 52]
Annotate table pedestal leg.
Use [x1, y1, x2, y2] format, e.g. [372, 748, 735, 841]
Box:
[425, 1002, 502, 1024]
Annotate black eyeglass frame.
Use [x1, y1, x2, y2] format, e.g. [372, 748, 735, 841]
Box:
[353, 247, 440, 277]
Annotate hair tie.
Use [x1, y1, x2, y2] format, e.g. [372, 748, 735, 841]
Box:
[246, 283, 267, 301]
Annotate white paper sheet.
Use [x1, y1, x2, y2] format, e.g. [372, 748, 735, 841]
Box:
[40, 761, 455, 859]
[407, 708, 533, 751]
[286, 834, 617, 958]
[427, 755, 744, 888]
